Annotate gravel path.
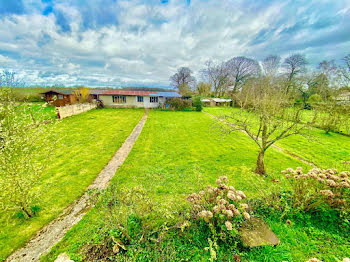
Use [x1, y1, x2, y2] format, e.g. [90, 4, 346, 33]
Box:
[6, 110, 148, 262]
[204, 111, 317, 168]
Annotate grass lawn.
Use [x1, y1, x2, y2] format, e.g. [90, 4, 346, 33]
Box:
[204, 107, 350, 171]
[0, 108, 144, 261]
[42, 110, 348, 261]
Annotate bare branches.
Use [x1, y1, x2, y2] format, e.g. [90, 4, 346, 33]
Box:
[217, 76, 315, 175]
[283, 54, 308, 82]
[225, 57, 260, 93]
[170, 67, 196, 91]
[201, 61, 230, 96]
[262, 55, 281, 76]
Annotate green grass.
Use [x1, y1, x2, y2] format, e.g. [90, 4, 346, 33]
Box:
[204, 107, 350, 171]
[41, 110, 350, 262]
[0, 108, 144, 261]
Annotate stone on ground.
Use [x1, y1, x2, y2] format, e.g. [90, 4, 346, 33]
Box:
[54, 253, 74, 262]
[239, 217, 280, 247]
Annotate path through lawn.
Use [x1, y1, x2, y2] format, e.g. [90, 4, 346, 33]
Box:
[0, 108, 144, 261]
[6, 110, 148, 262]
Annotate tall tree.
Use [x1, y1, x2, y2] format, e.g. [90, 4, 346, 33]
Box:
[283, 54, 308, 82]
[340, 54, 350, 87]
[217, 76, 315, 175]
[201, 61, 230, 96]
[170, 67, 196, 92]
[262, 55, 281, 76]
[196, 82, 212, 96]
[225, 56, 260, 93]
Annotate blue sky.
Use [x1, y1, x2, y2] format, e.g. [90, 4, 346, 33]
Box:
[0, 0, 349, 87]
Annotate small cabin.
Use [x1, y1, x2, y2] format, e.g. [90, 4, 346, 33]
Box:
[41, 90, 77, 107]
[201, 98, 232, 107]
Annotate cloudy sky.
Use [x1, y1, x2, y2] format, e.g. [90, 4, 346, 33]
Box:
[0, 0, 349, 87]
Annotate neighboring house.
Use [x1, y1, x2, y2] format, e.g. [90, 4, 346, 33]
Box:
[336, 92, 350, 102]
[99, 90, 181, 108]
[41, 90, 77, 107]
[201, 98, 232, 106]
[89, 89, 106, 101]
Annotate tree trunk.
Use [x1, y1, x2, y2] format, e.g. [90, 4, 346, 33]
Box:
[255, 150, 265, 175]
[22, 207, 32, 218]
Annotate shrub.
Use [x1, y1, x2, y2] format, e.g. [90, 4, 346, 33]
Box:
[166, 97, 192, 111]
[187, 176, 252, 260]
[192, 96, 203, 111]
[282, 167, 350, 212]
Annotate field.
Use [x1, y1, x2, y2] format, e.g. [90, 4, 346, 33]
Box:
[41, 110, 349, 261]
[0, 108, 144, 260]
[204, 107, 350, 171]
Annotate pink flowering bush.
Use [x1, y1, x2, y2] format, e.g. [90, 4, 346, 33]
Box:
[187, 176, 252, 259]
[282, 167, 350, 212]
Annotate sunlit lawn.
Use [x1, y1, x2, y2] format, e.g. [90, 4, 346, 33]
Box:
[0, 108, 144, 261]
[42, 110, 350, 261]
[204, 107, 350, 171]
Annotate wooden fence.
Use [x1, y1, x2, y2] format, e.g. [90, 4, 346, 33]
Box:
[56, 103, 97, 119]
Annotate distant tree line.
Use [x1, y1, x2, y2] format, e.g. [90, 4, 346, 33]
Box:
[170, 53, 350, 101]
[170, 54, 350, 175]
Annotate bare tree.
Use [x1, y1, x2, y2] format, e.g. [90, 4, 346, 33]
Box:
[340, 54, 350, 87]
[262, 55, 281, 76]
[0, 70, 22, 87]
[283, 54, 308, 82]
[170, 67, 196, 91]
[225, 56, 260, 93]
[217, 76, 315, 175]
[196, 82, 212, 96]
[201, 61, 230, 96]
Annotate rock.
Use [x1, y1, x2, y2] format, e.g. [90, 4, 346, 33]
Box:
[54, 253, 74, 262]
[239, 217, 280, 247]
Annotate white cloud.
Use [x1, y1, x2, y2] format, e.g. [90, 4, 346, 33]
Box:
[0, 0, 349, 87]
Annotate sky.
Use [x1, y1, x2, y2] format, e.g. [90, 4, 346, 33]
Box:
[0, 0, 349, 88]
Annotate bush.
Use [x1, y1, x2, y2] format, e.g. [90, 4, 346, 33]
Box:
[192, 96, 203, 111]
[166, 97, 192, 111]
[282, 167, 350, 213]
[187, 176, 252, 260]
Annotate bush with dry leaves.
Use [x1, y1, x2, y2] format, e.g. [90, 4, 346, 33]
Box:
[282, 167, 350, 212]
[187, 176, 252, 260]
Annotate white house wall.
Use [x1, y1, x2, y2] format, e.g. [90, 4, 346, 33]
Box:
[99, 95, 162, 108]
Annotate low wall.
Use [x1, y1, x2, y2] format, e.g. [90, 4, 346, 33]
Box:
[56, 103, 97, 119]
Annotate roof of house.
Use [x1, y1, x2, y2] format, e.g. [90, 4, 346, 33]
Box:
[40, 89, 73, 95]
[101, 90, 181, 97]
[101, 90, 154, 96]
[153, 92, 181, 97]
[89, 89, 107, 95]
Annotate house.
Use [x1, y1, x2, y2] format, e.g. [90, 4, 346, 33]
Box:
[336, 92, 350, 102]
[41, 90, 77, 107]
[89, 89, 106, 101]
[99, 90, 181, 108]
[201, 98, 232, 107]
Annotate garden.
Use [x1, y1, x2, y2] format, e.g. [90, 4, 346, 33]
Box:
[40, 110, 349, 262]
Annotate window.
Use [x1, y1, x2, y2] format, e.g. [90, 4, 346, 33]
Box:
[58, 95, 63, 99]
[113, 95, 126, 103]
[137, 96, 143, 102]
[150, 96, 158, 103]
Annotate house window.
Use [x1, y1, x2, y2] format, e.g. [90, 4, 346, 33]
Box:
[113, 95, 126, 103]
[137, 96, 143, 102]
[58, 95, 63, 99]
[150, 96, 158, 103]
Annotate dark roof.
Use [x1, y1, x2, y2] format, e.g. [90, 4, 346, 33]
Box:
[102, 90, 154, 96]
[89, 89, 107, 95]
[101, 90, 181, 97]
[40, 89, 73, 95]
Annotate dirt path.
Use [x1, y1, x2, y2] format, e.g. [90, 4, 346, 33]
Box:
[204, 111, 317, 168]
[6, 110, 149, 262]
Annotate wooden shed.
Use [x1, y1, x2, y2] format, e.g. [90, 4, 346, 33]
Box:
[41, 90, 77, 107]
